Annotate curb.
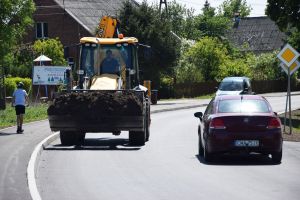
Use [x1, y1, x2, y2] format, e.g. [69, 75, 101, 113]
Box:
[151, 104, 207, 114]
[27, 132, 59, 200]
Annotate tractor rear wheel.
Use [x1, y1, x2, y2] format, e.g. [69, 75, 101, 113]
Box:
[60, 131, 76, 146]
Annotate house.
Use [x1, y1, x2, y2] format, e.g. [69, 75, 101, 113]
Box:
[23, 0, 138, 67]
[228, 16, 286, 54]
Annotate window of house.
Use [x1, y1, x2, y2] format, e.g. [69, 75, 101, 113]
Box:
[36, 22, 48, 39]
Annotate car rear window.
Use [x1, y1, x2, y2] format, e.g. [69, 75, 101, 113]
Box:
[219, 81, 243, 91]
[218, 99, 270, 113]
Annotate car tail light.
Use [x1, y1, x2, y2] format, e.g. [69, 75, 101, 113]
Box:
[267, 117, 281, 129]
[209, 118, 226, 129]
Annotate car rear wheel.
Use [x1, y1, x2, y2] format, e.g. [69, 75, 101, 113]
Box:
[271, 150, 282, 164]
[198, 127, 204, 156]
[204, 143, 213, 162]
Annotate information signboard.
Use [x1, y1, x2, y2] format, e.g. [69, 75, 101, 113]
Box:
[33, 66, 70, 85]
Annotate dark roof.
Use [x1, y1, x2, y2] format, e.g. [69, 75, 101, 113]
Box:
[228, 17, 286, 54]
[54, 0, 138, 35]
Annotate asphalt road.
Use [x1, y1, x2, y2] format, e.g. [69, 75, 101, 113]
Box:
[37, 109, 300, 199]
[1, 93, 300, 200]
[0, 120, 51, 200]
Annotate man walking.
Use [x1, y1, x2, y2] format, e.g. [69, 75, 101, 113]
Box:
[12, 82, 28, 133]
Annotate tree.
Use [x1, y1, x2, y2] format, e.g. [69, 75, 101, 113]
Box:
[218, 0, 252, 18]
[118, 1, 181, 87]
[0, 0, 35, 70]
[250, 51, 286, 80]
[266, 0, 300, 31]
[177, 37, 228, 82]
[33, 38, 67, 66]
[194, 1, 231, 39]
[166, 1, 201, 40]
[287, 29, 300, 51]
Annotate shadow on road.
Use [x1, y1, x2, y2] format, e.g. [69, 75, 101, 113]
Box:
[196, 153, 280, 166]
[44, 137, 142, 151]
[0, 131, 18, 136]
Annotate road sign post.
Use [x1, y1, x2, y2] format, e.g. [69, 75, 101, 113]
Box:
[277, 44, 300, 135]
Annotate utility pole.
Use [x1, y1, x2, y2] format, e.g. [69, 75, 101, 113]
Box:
[159, 0, 168, 15]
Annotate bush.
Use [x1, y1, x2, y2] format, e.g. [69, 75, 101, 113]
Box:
[4, 77, 32, 97]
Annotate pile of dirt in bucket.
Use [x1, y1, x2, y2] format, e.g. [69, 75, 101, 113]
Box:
[47, 91, 143, 118]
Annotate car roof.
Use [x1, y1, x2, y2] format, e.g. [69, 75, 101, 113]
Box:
[221, 77, 249, 82]
[215, 95, 265, 101]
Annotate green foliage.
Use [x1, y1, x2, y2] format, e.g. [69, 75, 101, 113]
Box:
[0, 0, 35, 71]
[4, 77, 31, 96]
[217, 58, 251, 81]
[181, 37, 228, 81]
[4, 46, 34, 78]
[119, 1, 181, 87]
[195, 14, 231, 38]
[218, 0, 252, 18]
[166, 1, 201, 40]
[250, 51, 286, 80]
[287, 29, 300, 52]
[33, 38, 67, 66]
[194, 2, 231, 39]
[266, 0, 300, 31]
[175, 60, 204, 84]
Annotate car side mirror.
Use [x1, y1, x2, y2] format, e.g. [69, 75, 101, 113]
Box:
[244, 87, 249, 92]
[274, 112, 278, 116]
[194, 112, 203, 120]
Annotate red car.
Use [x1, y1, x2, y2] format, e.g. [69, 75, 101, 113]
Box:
[194, 95, 283, 163]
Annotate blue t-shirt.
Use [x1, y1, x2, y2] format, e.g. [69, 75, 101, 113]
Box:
[100, 58, 119, 74]
[13, 89, 28, 106]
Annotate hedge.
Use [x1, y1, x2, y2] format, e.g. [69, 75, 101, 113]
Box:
[4, 77, 32, 97]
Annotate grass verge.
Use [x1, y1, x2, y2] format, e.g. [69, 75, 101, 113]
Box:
[279, 109, 300, 142]
[0, 104, 48, 129]
[159, 93, 215, 101]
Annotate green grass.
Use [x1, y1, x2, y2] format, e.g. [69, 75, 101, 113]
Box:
[160, 93, 215, 101]
[0, 104, 48, 129]
[279, 109, 300, 134]
[194, 93, 215, 99]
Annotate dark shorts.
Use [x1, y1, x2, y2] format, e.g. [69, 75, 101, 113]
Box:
[15, 105, 25, 115]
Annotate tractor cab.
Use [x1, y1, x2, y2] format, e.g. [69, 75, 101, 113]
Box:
[78, 37, 140, 90]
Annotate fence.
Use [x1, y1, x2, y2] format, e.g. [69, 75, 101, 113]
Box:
[159, 80, 300, 99]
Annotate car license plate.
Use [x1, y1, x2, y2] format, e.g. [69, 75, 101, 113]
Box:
[234, 140, 259, 147]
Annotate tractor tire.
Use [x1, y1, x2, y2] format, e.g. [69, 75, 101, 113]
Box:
[129, 115, 146, 146]
[60, 131, 77, 146]
[77, 132, 86, 146]
[145, 102, 150, 141]
[145, 117, 150, 141]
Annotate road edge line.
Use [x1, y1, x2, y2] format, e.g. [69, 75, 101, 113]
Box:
[27, 132, 59, 200]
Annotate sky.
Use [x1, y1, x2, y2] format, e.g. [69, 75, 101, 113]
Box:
[135, 0, 268, 17]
